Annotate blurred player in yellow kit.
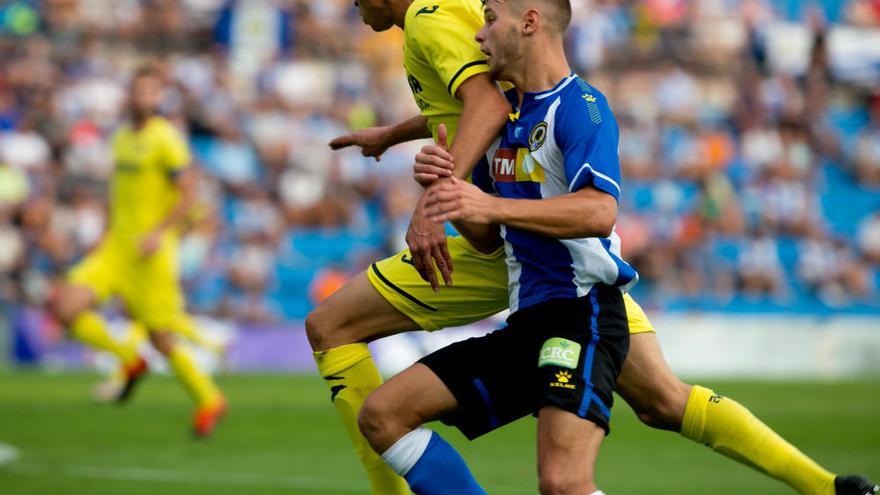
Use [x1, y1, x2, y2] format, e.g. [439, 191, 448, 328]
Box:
[50, 65, 226, 437]
[311, 1, 879, 494]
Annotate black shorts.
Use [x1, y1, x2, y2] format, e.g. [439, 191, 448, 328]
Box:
[419, 284, 629, 440]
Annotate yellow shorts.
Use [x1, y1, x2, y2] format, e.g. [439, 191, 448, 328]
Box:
[367, 235, 655, 334]
[67, 239, 185, 330]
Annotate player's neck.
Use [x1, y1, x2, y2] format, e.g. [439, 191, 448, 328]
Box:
[511, 40, 570, 95]
[131, 112, 154, 130]
[392, 0, 410, 28]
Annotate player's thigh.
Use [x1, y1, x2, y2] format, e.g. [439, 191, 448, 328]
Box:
[359, 362, 459, 452]
[616, 331, 691, 430]
[417, 325, 538, 441]
[56, 244, 119, 322]
[122, 258, 185, 332]
[365, 235, 509, 332]
[536, 406, 604, 495]
[306, 270, 423, 351]
[52, 282, 98, 324]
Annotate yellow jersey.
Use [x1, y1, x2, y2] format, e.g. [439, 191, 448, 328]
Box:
[403, 0, 489, 144]
[108, 116, 190, 250]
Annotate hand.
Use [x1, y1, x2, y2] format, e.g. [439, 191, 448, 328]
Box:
[329, 126, 393, 161]
[140, 230, 163, 258]
[424, 177, 498, 225]
[405, 196, 453, 291]
[413, 123, 454, 187]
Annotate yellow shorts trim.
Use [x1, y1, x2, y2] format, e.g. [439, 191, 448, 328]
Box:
[367, 236, 657, 334]
[367, 236, 509, 331]
[623, 293, 655, 334]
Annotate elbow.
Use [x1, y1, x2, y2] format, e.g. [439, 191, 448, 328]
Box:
[581, 205, 616, 238]
[595, 222, 614, 238]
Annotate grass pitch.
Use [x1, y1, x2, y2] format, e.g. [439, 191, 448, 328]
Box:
[0, 372, 877, 495]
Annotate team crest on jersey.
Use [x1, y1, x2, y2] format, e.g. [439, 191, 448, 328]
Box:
[528, 122, 548, 152]
[491, 148, 545, 183]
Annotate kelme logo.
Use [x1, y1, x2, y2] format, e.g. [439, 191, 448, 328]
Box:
[538, 338, 581, 369]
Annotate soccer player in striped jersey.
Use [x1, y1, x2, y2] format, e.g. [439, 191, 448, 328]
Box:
[316, 1, 879, 494]
[356, 4, 635, 493]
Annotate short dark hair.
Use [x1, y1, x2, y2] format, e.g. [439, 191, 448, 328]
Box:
[131, 63, 163, 83]
[509, 0, 571, 34]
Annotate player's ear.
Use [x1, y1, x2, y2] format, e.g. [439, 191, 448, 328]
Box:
[522, 9, 539, 35]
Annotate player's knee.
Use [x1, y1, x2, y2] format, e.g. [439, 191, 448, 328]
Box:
[148, 331, 177, 356]
[305, 304, 339, 351]
[51, 287, 87, 326]
[357, 393, 394, 447]
[633, 381, 691, 431]
[306, 301, 356, 352]
[538, 467, 590, 495]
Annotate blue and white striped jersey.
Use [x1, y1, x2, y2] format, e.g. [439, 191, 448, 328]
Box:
[472, 73, 638, 313]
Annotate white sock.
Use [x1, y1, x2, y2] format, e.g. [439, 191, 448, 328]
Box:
[590, 491, 605, 495]
[380, 427, 433, 477]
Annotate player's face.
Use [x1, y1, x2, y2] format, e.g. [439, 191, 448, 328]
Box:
[475, 1, 523, 81]
[354, 0, 395, 32]
[129, 75, 163, 118]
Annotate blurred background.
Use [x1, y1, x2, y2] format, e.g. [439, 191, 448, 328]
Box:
[0, 1, 878, 494]
[1, 0, 879, 375]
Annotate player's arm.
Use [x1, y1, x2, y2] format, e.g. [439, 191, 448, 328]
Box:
[407, 72, 510, 288]
[426, 94, 622, 239]
[415, 124, 503, 255]
[140, 167, 197, 257]
[447, 74, 510, 180]
[140, 127, 196, 257]
[154, 168, 198, 233]
[413, 75, 509, 186]
[329, 114, 431, 161]
[424, 177, 616, 239]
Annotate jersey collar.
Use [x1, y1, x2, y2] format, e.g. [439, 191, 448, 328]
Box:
[515, 73, 577, 116]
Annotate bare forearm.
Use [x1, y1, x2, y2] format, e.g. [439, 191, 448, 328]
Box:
[389, 115, 431, 145]
[453, 221, 502, 253]
[490, 193, 616, 239]
[448, 94, 509, 180]
[155, 172, 196, 234]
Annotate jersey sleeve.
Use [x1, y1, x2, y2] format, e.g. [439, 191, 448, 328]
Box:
[160, 124, 191, 176]
[469, 155, 496, 194]
[554, 94, 621, 201]
[407, 2, 489, 97]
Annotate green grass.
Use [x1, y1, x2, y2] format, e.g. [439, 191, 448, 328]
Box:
[0, 372, 877, 494]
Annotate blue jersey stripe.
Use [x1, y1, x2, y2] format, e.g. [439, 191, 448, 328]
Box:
[472, 378, 499, 430]
[599, 238, 638, 286]
[578, 287, 601, 418]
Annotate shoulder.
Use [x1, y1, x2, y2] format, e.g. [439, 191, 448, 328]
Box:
[405, 0, 481, 39]
[148, 117, 185, 142]
[553, 77, 617, 142]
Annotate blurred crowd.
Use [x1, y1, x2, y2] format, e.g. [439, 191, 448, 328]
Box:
[0, 0, 878, 326]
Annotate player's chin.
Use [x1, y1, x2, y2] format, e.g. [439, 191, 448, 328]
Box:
[366, 17, 394, 32]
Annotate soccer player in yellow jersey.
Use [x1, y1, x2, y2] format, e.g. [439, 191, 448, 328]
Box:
[311, 1, 877, 494]
[50, 66, 227, 437]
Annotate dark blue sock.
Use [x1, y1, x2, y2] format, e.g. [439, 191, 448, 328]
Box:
[403, 432, 487, 495]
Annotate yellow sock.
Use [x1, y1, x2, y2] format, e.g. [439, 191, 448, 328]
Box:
[681, 385, 836, 495]
[168, 315, 224, 353]
[70, 312, 138, 364]
[314, 343, 410, 495]
[168, 346, 222, 408]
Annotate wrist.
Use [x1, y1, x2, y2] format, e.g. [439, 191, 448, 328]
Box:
[487, 196, 507, 224]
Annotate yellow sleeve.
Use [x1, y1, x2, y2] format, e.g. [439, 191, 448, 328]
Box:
[408, 1, 489, 97]
[160, 124, 191, 175]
